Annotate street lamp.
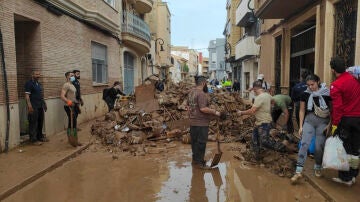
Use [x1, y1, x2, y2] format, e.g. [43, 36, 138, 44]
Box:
[155, 37, 165, 53]
[225, 42, 231, 56]
[247, 0, 257, 25]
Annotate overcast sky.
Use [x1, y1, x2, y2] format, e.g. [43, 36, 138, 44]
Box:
[165, 0, 227, 57]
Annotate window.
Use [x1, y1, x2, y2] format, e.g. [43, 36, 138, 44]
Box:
[104, 0, 115, 7]
[92, 42, 108, 84]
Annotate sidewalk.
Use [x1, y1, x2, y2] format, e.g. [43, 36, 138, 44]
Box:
[0, 120, 94, 200]
[302, 158, 360, 202]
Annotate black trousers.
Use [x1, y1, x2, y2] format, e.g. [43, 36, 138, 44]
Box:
[28, 108, 44, 142]
[190, 126, 209, 165]
[272, 107, 294, 134]
[105, 97, 115, 112]
[64, 106, 79, 129]
[338, 117, 360, 181]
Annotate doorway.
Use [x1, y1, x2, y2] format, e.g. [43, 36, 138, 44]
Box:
[14, 15, 42, 136]
[290, 20, 316, 95]
[124, 52, 135, 94]
[274, 36, 282, 95]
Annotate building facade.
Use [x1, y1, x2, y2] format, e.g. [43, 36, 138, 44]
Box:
[208, 39, 227, 81]
[121, 0, 153, 94]
[169, 54, 187, 83]
[236, 0, 260, 92]
[224, 0, 242, 84]
[255, 0, 359, 95]
[147, 0, 172, 80]
[0, 0, 155, 150]
[171, 46, 199, 76]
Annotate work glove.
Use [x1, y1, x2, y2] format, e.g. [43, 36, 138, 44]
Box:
[116, 94, 121, 98]
[324, 124, 337, 137]
[331, 125, 337, 134]
[66, 100, 73, 107]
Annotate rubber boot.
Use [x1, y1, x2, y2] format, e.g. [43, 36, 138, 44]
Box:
[74, 128, 82, 146]
[68, 128, 77, 147]
[67, 128, 71, 144]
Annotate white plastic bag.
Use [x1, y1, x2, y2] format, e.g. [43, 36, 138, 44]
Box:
[322, 136, 350, 171]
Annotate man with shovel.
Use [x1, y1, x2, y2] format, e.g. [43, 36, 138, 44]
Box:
[188, 75, 222, 170]
[60, 71, 82, 147]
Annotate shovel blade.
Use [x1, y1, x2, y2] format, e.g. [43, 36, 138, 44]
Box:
[210, 152, 223, 167]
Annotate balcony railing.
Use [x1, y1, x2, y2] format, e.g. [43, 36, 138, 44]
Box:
[122, 11, 151, 42]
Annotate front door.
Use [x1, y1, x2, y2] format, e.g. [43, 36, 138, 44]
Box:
[124, 52, 135, 95]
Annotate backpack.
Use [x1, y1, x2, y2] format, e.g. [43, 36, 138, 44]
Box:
[155, 81, 164, 92]
[102, 88, 110, 100]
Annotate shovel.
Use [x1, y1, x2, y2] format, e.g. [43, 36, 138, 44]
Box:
[210, 121, 222, 167]
[68, 106, 78, 147]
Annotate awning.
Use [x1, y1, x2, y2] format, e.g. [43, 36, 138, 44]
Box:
[255, 0, 317, 19]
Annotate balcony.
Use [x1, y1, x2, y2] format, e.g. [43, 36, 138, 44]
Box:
[45, 0, 120, 34]
[235, 36, 260, 60]
[255, 0, 316, 19]
[121, 11, 151, 54]
[236, 0, 255, 27]
[135, 0, 153, 14]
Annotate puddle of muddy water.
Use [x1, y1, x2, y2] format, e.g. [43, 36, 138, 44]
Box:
[4, 143, 326, 202]
[154, 143, 325, 202]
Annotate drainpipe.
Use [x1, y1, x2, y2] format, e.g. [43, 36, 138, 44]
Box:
[0, 27, 10, 152]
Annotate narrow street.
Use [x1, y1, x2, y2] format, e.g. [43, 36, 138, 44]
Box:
[1, 119, 360, 201]
[1, 0, 360, 201]
[3, 140, 324, 202]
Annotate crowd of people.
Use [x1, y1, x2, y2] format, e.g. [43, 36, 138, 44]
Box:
[25, 69, 125, 147]
[189, 56, 360, 187]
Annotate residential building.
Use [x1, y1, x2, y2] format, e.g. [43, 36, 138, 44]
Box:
[122, 0, 153, 93]
[224, 0, 242, 84]
[254, 0, 359, 95]
[0, 0, 154, 150]
[235, 0, 260, 92]
[169, 54, 187, 83]
[202, 56, 210, 77]
[171, 46, 199, 76]
[208, 39, 227, 81]
[147, 0, 172, 80]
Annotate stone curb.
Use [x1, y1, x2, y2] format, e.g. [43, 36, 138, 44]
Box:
[302, 173, 336, 202]
[0, 143, 91, 201]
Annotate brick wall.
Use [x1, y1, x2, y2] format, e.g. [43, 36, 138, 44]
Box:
[0, 0, 123, 105]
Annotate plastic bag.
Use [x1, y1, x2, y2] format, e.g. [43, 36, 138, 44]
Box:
[322, 136, 349, 171]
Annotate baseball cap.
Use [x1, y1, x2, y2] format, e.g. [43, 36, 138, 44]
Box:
[257, 74, 264, 80]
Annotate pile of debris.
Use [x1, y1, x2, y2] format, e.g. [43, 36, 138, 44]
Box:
[90, 79, 298, 178]
[90, 81, 253, 155]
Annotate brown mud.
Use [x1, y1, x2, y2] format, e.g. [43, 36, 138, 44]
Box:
[5, 143, 325, 202]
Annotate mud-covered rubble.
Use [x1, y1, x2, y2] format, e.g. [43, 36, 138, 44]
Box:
[91, 82, 254, 153]
[90, 81, 298, 177]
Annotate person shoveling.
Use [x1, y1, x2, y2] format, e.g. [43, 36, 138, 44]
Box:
[187, 75, 226, 170]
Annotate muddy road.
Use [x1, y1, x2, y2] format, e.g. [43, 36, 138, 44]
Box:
[4, 142, 325, 202]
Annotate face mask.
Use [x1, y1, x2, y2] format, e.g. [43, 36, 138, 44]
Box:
[70, 76, 76, 82]
[76, 76, 80, 79]
[203, 84, 208, 93]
